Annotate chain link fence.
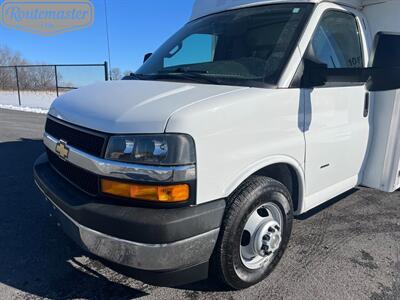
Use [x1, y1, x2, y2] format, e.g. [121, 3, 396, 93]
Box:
[0, 62, 108, 109]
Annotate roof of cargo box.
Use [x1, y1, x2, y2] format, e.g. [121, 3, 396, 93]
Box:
[190, 0, 388, 20]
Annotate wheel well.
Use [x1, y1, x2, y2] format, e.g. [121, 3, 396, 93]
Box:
[253, 163, 300, 212]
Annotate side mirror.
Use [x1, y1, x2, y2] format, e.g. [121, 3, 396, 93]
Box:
[301, 58, 366, 88]
[367, 32, 400, 92]
[300, 58, 328, 88]
[299, 32, 400, 91]
[143, 53, 152, 63]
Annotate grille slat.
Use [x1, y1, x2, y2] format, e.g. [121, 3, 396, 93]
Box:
[45, 117, 107, 195]
[47, 149, 99, 196]
[45, 118, 106, 157]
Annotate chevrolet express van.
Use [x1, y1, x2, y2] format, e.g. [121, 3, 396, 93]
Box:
[34, 0, 400, 289]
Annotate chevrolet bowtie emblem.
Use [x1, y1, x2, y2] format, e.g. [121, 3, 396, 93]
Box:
[55, 140, 70, 160]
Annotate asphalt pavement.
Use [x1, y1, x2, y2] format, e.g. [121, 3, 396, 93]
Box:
[0, 108, 399, 300]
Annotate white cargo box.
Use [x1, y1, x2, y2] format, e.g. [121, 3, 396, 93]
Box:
[363, 91, 400, 192]
[362, 1, 400, 36]
[191, 0, 400, 37]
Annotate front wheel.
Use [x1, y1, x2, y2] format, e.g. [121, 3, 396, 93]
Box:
[211, 176, 293, 290]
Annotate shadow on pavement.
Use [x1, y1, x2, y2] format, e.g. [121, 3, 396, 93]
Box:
[0, 139, 147, 299]
[296, 188, 359, 220]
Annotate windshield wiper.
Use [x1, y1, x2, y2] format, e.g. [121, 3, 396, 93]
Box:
[123, 70, 222, 85]
[158, 67, 209, 74]
[122, 73, 148, 80]
[155, 69, 222, 85]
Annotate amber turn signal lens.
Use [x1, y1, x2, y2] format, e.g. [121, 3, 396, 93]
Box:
[101, 179, 190, 202]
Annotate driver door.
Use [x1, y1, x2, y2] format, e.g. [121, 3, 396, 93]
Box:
[303, 10, 370, 210]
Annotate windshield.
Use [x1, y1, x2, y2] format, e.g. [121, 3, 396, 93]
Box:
[136, 4, 313, 87]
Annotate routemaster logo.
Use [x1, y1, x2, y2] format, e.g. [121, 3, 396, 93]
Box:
[0, 0, 94, 36]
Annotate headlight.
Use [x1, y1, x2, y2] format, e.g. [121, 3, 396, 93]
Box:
[105, 134, 196, 166]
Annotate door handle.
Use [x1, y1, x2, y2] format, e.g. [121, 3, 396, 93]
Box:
[364, 93, 370, 118]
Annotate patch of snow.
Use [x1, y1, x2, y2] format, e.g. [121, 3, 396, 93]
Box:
[0, 104, 48, 114]
[0, 90, 57, 109]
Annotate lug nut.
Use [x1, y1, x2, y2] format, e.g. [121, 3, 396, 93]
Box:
[260, 245, 270, 257]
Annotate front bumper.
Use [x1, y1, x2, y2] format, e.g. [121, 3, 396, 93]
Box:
[34, 153, 225, 284]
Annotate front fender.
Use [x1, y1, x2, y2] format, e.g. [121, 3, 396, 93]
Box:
[224, 155, 305, 214]
[166, 87, 305, 212]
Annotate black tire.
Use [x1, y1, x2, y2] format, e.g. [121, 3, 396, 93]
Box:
[211, 175, 293, 290]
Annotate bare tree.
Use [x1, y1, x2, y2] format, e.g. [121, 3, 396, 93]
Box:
[0, 46, 27, 66]
[123, 70, 134, 77]
[111, 67, 122, 80]
[0, 46, 57, 91]
[0, 46, 28, 90]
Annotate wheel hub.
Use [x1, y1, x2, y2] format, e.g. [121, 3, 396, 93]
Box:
[240, 203, 283, 270]
[254, 220, 282, 257]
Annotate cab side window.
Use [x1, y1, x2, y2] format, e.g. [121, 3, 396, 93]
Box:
[307, 11, 363, 69]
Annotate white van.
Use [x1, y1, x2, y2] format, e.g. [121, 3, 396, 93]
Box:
[34, 0, 400, 289]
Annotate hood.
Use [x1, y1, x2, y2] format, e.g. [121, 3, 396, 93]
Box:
[49, 80, 247, 133]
